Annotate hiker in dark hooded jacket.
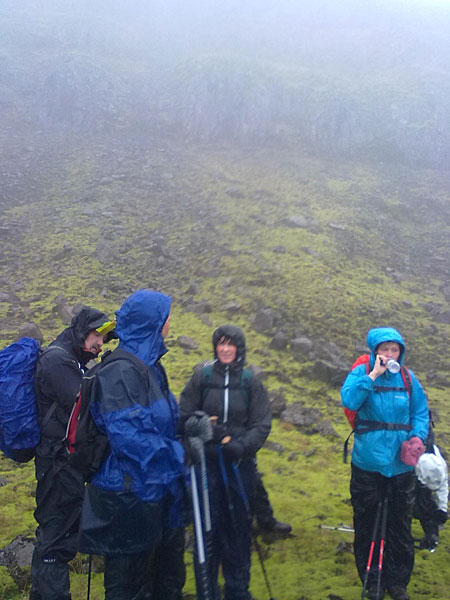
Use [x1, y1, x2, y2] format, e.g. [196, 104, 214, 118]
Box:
[341, 327, 429, 600]
[79, 289, 186, 600]
[179, 324, 271, 600]
[31, 306, 114, 600]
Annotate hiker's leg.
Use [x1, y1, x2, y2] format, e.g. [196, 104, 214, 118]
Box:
[254, 468, 275, 527]
[104, 552, 152, 600]
[151, 526, 185, 600]
[350, 464, 386, 590]
[30, 551, 71, 600]
[31, 458, 84, 600]
[222, 461, 255, 600]
[384, 472, 415, 589]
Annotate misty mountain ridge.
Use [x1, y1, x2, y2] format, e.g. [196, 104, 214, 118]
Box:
[1, 0, 450, 168]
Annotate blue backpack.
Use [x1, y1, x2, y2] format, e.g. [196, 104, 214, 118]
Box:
[0, 337, 57, 462]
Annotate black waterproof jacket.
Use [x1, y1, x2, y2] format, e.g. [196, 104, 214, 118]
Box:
[34, 307, 110, 454]
[179, 325, 271, 460]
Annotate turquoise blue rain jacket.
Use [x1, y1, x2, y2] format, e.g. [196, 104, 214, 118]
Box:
[341, 327, 429, 477]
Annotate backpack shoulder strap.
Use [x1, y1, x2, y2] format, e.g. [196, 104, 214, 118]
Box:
[400, 366, 412, 396]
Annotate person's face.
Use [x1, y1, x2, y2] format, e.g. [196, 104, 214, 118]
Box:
[216, 337, 237, 365]
[376, 342, 400, 361]
[161, 314, 171, 340]
[84, 330, 104, 355]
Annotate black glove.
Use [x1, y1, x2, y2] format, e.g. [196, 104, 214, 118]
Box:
[184, 411, 213, 442]
[183, 436, 204, 466]
[435, 510, 448, 525]
[212, 423, 227, 444]
[221, 439, 245, 462]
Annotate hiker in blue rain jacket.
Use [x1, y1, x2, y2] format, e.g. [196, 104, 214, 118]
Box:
[341, 327, 429, 600]
[179, 324, 271, 600]
[79, 290, 186, 600]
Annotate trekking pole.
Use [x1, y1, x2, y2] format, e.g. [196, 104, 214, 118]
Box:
[376, 494, 389, 599]
[318, 524, 354, 533]
[86, 554, 92, 600]
[199, 446, 214, 587]
[232, 462, 277, 600]
[190, 464, 212, 600]
[217, 445, 237, 530]
[360, 499, 382, 600]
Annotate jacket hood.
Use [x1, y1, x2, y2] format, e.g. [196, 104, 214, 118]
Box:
[70, 306, 111, 347]
[212, 324, 246, 367]
[52, 306, 110, 365]
[116, 289, 171, 367]
[366, 327, 406, 366]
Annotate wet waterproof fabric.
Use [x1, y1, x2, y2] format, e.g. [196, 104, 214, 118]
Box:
[34, 306, 110, 446]
[31, 306, 110, 600]
[179, 324, 271, 600]
[103, 504, 185, 600]
[351, 465, 416, 591]
[341, 327, 429, 477]
[0, 337, 41, 460]
[80, 290, 185, 557]
[180, 325, 271, 459]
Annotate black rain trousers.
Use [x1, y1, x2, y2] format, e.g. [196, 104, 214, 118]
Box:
[350, 464, 416, 591]
[30, 455, 85, 600]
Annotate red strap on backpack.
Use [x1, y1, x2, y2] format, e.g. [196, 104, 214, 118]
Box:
[65, 392, 82, 454]
[344, 354, 370, 429]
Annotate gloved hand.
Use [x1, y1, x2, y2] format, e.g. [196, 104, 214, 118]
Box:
[212, 423, 227, 444]
[401, 436, 425, 466]
[221, 439, 245, 462]
[183, 436, 204, 466]
[435, 509, 448, 525]
[184, 411, 213, 443]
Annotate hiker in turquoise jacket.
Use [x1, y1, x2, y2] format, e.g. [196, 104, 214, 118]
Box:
[341, 327, 429, 600]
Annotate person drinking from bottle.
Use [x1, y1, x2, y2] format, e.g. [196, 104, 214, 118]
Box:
[341, 327, 429, 600]
[179, 325, 271, 600]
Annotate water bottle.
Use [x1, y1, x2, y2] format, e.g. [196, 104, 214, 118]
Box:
[384, 358, 401, 374]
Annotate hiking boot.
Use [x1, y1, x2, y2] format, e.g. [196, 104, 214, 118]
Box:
[387, 585, 409, 600]
[367, 585, 385, 599]
[258, 518, 292, 535]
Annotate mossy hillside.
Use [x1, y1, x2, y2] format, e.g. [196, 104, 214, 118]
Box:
[1, 139, 450, 599]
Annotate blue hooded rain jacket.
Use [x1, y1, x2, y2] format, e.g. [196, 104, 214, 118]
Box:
[341, 327, 429, 478]
[80, 290, 185, 555]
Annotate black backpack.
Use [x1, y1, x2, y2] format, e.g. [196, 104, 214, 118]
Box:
[66, 348, 149, 481]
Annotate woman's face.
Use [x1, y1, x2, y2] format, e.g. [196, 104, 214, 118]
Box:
[376, 341, 400, 361]
[216, 337, 237, 365]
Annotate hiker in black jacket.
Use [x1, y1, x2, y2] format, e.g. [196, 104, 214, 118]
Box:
[179, 324, 271, 600]
[30, 306, 114, 600]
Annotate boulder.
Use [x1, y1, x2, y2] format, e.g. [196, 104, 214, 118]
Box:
[177, 336, 199, 350]
[252, 309, 274, 334]
[186, 300, 212, 315]
[0, 535, 35, 591]
[291, 336, 313, 357]
[309, 360, 349, 387]
[14, 322, 44, 345]
[280, 401, 339, 438]
[268, 391, 287, 417]
[225, 186, 245, 199]
[269, 331, 288, 351]
[248, 364, 267, 380]
[283, 215, 308, 228]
